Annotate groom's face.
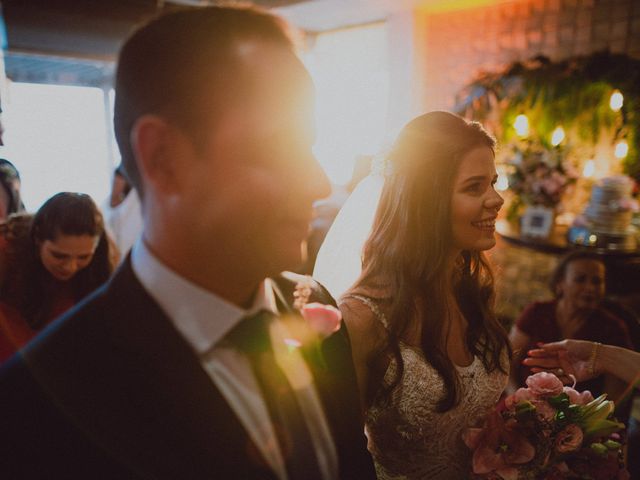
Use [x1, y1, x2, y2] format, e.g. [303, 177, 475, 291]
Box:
[179, 42, 331, 276]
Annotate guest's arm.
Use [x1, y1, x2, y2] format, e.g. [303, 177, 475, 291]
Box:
[525, 340, 640, 388]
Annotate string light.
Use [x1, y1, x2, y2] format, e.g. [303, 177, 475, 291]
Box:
[582, 160, 596, 178]
[609, 90, 623, 111]
[514, 114, 529, 137]
[496, 173, 509, 191]
[614, 140, 628, 159]
[551, 126, 565, 146]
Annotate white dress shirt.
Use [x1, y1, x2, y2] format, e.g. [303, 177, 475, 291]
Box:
[131, 240, 338, 479]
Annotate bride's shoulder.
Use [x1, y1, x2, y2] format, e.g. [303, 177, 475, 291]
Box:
[339, 288, 390, 331]
[339, 289, 389, 361]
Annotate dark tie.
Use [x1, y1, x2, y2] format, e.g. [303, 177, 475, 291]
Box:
[229, 310, 324, 480]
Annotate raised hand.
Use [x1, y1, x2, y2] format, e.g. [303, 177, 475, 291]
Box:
[523, 339, 601, 383]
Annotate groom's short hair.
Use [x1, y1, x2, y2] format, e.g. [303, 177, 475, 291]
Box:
[113, 6, 294, 197]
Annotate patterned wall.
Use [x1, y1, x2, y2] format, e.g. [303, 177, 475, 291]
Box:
[417, 0, 640, 112]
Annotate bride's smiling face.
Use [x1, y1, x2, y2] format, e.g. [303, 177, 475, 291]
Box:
[450, 146, 503, 253]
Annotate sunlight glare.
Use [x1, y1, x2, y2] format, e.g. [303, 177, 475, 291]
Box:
[0, 82, 114, 210]
[302, 24, 389, 186]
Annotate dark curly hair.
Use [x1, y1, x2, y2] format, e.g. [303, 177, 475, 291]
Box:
[0, 192, 113, 329]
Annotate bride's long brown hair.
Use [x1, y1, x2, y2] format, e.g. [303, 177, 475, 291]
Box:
[352, 111, 510, 412]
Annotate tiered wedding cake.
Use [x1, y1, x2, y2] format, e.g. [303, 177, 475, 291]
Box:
[569, 176, 638, 250]
[584, 176, 635, 234]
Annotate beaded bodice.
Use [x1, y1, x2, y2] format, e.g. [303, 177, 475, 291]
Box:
[347, 295, 508, 480]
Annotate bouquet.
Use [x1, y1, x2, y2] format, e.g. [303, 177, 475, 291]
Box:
[464, 372, 628, 479]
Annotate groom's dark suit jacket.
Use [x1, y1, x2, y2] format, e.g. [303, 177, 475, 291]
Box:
[0, 258, 374, 479]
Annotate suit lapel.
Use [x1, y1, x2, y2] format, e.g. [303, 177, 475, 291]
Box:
[114, 258, 279, 478]
[270, 276, 372, 479]
[28, 258, 276, 479]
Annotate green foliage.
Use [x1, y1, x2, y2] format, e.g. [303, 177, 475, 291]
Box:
[456, 52, 640, 183]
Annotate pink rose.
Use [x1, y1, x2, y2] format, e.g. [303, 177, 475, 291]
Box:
[526, 372, 564, 397]
[301, 303, 342, 338]
[563, 386, 594, 405]
[505, 388, 534, 410]
[555, 424, 583, 453]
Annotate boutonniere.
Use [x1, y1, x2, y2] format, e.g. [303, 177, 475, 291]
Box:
[293, 276, 342, 339]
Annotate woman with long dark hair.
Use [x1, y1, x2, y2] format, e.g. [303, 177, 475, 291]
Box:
[335, 111, 511, 478]
[0, 192, 115, 361]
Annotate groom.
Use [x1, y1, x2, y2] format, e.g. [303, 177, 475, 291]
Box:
[0, 6, 374, 479]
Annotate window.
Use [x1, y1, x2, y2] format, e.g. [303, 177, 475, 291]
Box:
[1, 82, 115, 210]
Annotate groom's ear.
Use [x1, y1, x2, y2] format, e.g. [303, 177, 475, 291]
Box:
[130, 114, 186, 195]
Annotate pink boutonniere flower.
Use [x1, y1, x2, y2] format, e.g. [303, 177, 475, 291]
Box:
[294, 276, 342, 338]
[301, 303, 342, 338]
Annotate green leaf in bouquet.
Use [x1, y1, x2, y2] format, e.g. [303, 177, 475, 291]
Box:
[554, 410, 566, 424]
[548, 392, 570, 410]
[566, 404, 582, 419]
[577, 394, 608, 418]
[589, 442, 609, 456]
[582, 398, 614, 424]
[604, 439, 622, 450]
[583, 418, 625, 439]
[515, 400, 536, 418]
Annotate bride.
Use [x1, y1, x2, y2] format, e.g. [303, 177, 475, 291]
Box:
[315, 111, 511, 479]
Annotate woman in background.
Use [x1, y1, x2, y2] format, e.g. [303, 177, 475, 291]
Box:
[0, 192, 115, 361]
[338, 111, 511, 479]
[508, 251, 632, 410]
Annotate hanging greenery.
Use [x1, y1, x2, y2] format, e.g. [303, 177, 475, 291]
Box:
[455, 51, 640, 183]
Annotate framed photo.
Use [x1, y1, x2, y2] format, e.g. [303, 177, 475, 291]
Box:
[520, 205, 554, 238]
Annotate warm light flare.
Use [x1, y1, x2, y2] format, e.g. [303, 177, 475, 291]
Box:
[609, 90, 623, 111]
[551, 126, 565, 146]
[302, 24, 390, 185]
[514, 114, 529, 137]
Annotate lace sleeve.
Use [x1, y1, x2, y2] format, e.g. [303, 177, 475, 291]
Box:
[341, 294, 389, 329]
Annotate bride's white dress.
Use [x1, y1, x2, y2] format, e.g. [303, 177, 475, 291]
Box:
[346, 294, 508, 480]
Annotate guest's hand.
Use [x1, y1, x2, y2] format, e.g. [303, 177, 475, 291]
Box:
[523, 339, 601, 384]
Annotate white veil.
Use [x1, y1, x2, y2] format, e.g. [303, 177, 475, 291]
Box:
[313, 173, 384, 299]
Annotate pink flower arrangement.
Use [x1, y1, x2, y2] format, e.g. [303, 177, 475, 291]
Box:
[465, 372, 628, 479]
[505, 141, 578, 214]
